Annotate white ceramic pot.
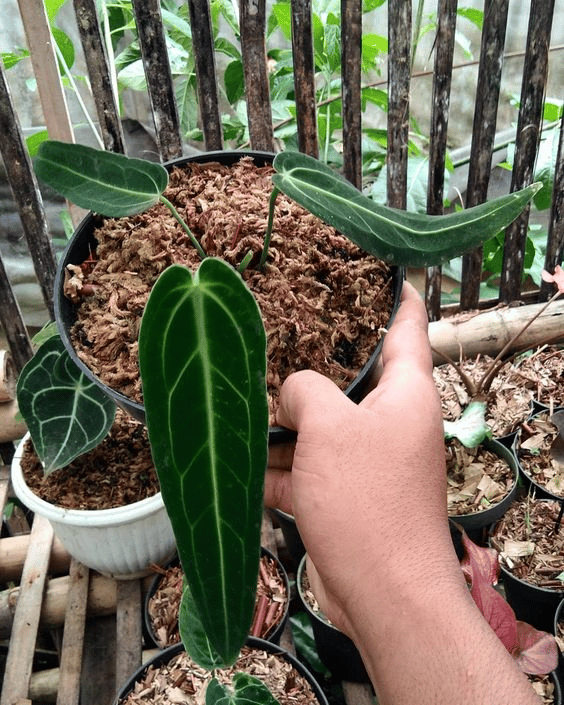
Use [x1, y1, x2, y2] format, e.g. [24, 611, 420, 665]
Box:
[11, 434, 176, 579]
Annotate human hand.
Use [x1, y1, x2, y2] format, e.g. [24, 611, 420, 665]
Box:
[265, 281, 461, 635]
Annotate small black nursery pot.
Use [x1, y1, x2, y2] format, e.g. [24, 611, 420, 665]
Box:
[143, 546, 290, 649]
[515, 404, 564, 502]
[113, 637, 329, 705]
[490, 496, 564, 633]
[447, 436, 519, 544]
[297, 554, 370, 683]
[267, 507, 306, 571]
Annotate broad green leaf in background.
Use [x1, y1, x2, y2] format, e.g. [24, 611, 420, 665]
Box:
[139, 259, 269, 667]
[34, 140, 168, 217]
[443, 401, 490, 448]
[16, 336, 116, 475]
[272, 151, 541, 267]
[206, 674, 281, 705]
[290, 613, 330, 675]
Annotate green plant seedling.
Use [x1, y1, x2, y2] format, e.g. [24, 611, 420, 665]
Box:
[16, 326, 116, 476]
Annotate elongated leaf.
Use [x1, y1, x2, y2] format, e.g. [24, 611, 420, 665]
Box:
[34, 140, 168, 217]
[179, 581, 224, 670]
[138, 259, 268, 667]
[16, 337, 116, 475]
[206, 674, 281, 705]
[272, 151, 541, 267]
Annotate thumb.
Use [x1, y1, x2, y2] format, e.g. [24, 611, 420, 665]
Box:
[276, 369, 355, 432]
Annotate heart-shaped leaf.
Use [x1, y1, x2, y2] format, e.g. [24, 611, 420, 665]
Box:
[34, 140, 168, 217]
[443, 401, 491, 448]
[16, 336, 116, 475]
[206, 674, 281, 705]
[272, 151, 541, 267]
[139, 259, 268, 667]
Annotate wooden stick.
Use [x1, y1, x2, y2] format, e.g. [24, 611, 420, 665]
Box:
[115, 580, 143, 690]
[428, 299, 564, 364]
[56, 560, 89, 705]
[0, 572, 116, 639]
[0, 400, 28, 443]
[0, 534, 71, 583]
[0, 514, 54, 705]
[28, 650, 161, 703]
[0, 351, 16, 402]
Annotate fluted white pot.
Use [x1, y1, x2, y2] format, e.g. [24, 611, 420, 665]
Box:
[11, 433, 176, 579]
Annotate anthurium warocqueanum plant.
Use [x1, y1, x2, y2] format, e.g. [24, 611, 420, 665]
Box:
[456, 525, 558, 675]
[16, 322, 116, 476]
[33, 141, 543, 703]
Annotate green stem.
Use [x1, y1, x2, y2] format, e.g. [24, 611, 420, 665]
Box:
[411, 0, 426, 71]
[160, 195, 207, 260]
[258, 188, 280, 271]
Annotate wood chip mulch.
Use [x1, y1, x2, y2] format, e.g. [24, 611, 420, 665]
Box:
[120, 646, 321, 705]
[20, 408, 159, 510]
[490, 495, 564, 590]
[64, 158, 394, 425]
[147, 554, 287, 648]
[518, 412, 564, 498]
[445, 439, 515, 516]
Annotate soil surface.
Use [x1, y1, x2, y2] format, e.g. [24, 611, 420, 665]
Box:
[120, 646, 320, 705]
[518, 411, 564, 498]
[445, 439, 515, 516]
[433, 346, 564, 438]
[147, 553, 287, 647]
[20, 409, 159, 510]
[490, 495, 564, 590]
[63, 158, 395, 424]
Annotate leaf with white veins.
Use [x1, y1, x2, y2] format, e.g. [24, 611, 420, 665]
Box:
[16, 336, 116, 475]
[139, 259, 268, 667]
[272, 151, 541, 267]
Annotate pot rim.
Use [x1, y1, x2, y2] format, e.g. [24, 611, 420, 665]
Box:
[113, 636, 329, 705]
[11, 432, 165, 526]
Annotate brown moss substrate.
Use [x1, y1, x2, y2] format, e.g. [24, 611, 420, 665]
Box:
[20, 409, 159, 510]
[64, 157, 395, 423]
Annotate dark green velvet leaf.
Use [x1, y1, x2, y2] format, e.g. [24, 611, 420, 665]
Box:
[34, 140, 168, 216]
[206, 674, 281, 705]
[16, 336, 116, 475]
[138, 259, 268, 667]
[272, 151, 541, 267]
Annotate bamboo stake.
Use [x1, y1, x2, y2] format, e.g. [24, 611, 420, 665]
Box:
[0, 572, 117, 639]
[56, 560, 89, 705]
[0, 351, 16, 402]
[0, 514, 54, 705]
[0, 534, 71, 583]
[0, 400, 27, 444]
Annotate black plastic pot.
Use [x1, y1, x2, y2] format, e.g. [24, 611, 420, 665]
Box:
[53, 150, 403, 441]
[143, 546, 290, 649]
[297, 554, 370, 683]
[267, 507, 305, 571]
[515, 403, 564, 501]
[553, 597, 564, 686]
[113, 637, 329, 705]
[490, 498, 564, 634]
[448, 436, 520, 544]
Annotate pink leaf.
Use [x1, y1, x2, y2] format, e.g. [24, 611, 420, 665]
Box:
[460, 531, 500, 587]
[513, 621, 559, 675]
[541, 265, 564, 294]
[470, 577, 518, 654]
